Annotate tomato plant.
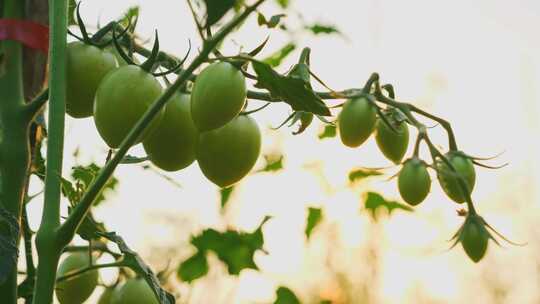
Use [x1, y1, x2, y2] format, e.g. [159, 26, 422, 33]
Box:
[338, 96, 377, 148]
[398, 158, 431, 206]
[143, 92, 198, 171]
[190, 61, 247, 131]
[115, 278, 159, 304]
[460, 216, 489, 263]
[196, 114, 261, 187]
[374, 110, 409, 164]
[93, 64, 164, 148]
[65, 41, 118, 118]
[437, 151, 476, 203]
[55, 252, 98, 304]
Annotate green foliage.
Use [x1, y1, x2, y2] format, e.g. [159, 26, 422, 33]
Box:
[306, 23, 341, 36]
[258, 154, 284, 173]
[203, 0, 236, 27]
[258, 13, 286, 28]
[348, 168, 383, 183]
[274, 286, 300, 304]
[364, 192, 413, 220]
[263, 43, 296, 67]
[252, 60, 330, 116]
[71, 163, 118, 206]
[220, 186, 235, 209]
[275, 0, 290, 8]
[177, 252, 209, 283]
[305, 207, 322, 239]
[318, 124, 336, 139]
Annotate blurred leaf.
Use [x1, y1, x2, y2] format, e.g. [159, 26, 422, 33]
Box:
[0, 205, 20, 285]
[177, 252, 208, 283]
[364, 192, 413, 220]
[71, 163, 118, 206]
[258, 13, 286, 28]
[263, 43, 296, 67]
[275, 0, 290, 9]
[258, 155, 284, 173]
[60, 176, 80, 204]
[119, 6, 139, 26]
[220, 186, 234, 209]
[318, 125, 336, 139]
[120, 155, 149, 164]
[98, 232, 176, 304]
[274, 286, 300, 304]
[290, 111, 313, 135]
[319, 301, 332, 304]
[306, 23, 341, 35]
[252, 60, 330, 116]
[204, 0, 236, 27]
[75, 211, 106, 241]
[187, 216, 271, 276]
[348, 168, 383, 183]
[305, 207, 322, 239]
[68, 0, 77, 25]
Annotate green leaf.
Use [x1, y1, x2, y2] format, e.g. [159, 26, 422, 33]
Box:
[305, 207, 322, 239]
[258, 13, 286, 28]
[318, 125, 336, 139]
[364, 192, 413, 220]
[75, 211, 106, 241]
[275, 0, 290, 9]
[252, 60, 330, 116]
[220, 186, 234, 209]
[258, 155, 284, 173]
[263, 43, 296, 67]
[120, 6, 140, 26]
[274, 286, 300, 304]
[348, 168, 383, 183]
[177, 252, 209, 283]
[98, 232, 176, 304]
[71, 163, 118, 206]
[306, 23, 341, 36]
[204, 0, 236, 27]
[120, 155, 149, 164]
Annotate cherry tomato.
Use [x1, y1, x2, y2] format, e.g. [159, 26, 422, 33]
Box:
[55, 252, 99, 304]
[66, 41, 118, 118]
[190, 61, 246, 131]
[461, 217, 488, 263]
[375, 114, 409, 164]
[196, 115, 261, 187]
[143, 93, 198, 171]
[398, 158, 431, 206]
[338, 96, 377, 148]
[93, 65, 164, 148]
[437, 151, 476, 203]
[115, 278, 159, 304]
[97, 286, 121, 304]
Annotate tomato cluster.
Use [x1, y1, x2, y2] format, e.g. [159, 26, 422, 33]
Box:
[55, 252, 98, 304]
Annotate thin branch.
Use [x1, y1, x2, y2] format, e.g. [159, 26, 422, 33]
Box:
[55, 261, 126, 283]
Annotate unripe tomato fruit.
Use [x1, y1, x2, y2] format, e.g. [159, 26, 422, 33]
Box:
[66, 41, 118, 118]
[461, 218, 488, 263]
[94, 65, 164, 148]
[97, 286, 121, 304]
[143, 93, 198, 171]
[437, 152, 476, 203]
[55, 252, 98, 304]
[398, 158, 431, 206]
[375, 117, 409, 164]
[338, 97, 377, 148]
[191, 61, 247, 131]
[115, 278, 159, 304]
[196, 115, 261, 187]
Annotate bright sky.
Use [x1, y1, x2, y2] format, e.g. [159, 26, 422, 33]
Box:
[26, 1, 540, 303]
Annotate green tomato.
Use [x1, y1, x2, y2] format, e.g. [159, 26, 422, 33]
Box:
[437, 151, 476, 203]
[196, 115, 261, 187]
[115, 278, 159, 304]
[55, 252, 99, 304]
[461, 217, 488, 263]
[398, 158, 431, 206]
[338, 97, 377, 148]
[375, 116, 409, 164]
[94, 65, 164, 148]
[143, 93, 198, 171]
[66, 41, 118, 118]
[191, 61, 247, 131]
[97, 286, 122, 304]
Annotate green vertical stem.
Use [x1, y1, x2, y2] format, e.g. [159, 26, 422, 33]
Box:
[33, 0, 68, 303]
[0, 0, 32, 303]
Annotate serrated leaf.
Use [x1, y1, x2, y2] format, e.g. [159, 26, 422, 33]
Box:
[318, 125, 336, 139]
[306, 23, 341, 36]
[364, 192, 413, 220]
[348, 168, 383, 183]
[275, 286, 300, 304]
[258, 13, 286, 28]
[305, 207, 322, 240]
[0, 205, 20, 285]
[258, 155, 284, 173]
[220, 186, 234, 209]
[177, 252, 208, 282]
[71, 163, 118, 206]
[275, 0, 289, 9]
[252, 60, 330, 116]
[98, 232, 175, 304]
[204, 0, 236, 27]
[263, 43, 296, 67]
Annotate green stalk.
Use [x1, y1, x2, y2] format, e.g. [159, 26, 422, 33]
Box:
[58, 0, 267, 245]
[32, 0, 68, 303]
[0, 1, 32, 302]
